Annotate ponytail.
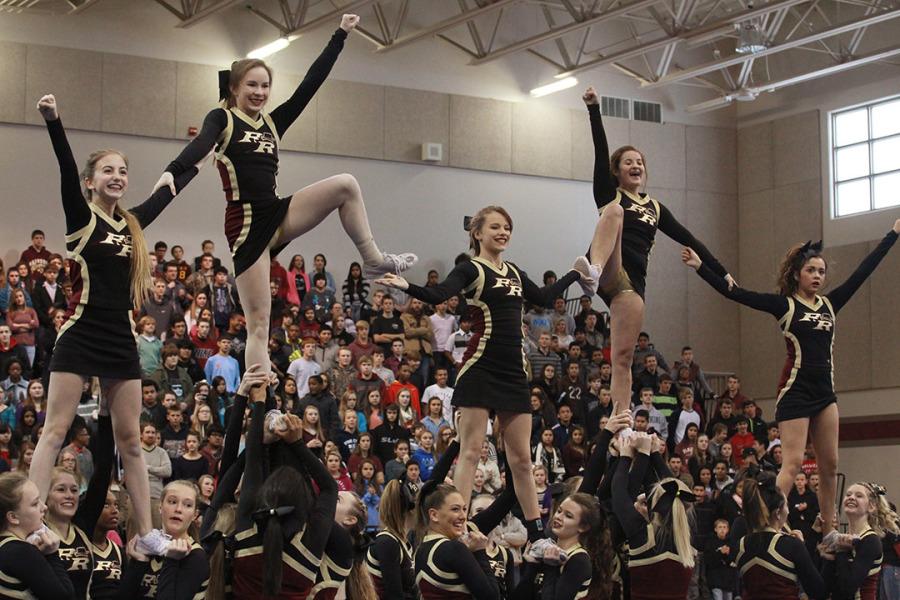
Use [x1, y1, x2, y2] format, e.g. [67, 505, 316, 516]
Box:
[344, 492, 377, 600]
[205, 503, 236, 600]
[741, 472, 784, 532]
[115, 206, 152, 311]
[649, 478, 696, 568]
[262, 513, 285, 598]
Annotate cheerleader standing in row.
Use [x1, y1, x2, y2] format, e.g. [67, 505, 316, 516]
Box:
[34, 94, 203, 555]
[155, 13, 416, 392]
[377, 205, 591, 544]
[575, 86, 733, 424]
[682, 218, 900, 546]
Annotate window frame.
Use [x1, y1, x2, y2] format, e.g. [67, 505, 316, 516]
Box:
[830, 95, 900, 218]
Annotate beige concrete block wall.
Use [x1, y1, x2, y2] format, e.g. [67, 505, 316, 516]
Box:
[25, 45, 103, 131]
[384, 87, 449, 165]
[175, 63, 220, 142]
[0, 42, 26, 124]
[316, 80, 384, 160]
[511, 102, 571, 179]
[449, 95, 512, 173]
[101, 54, 176, 139]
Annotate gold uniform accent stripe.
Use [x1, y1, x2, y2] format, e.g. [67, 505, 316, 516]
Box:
[505, 263, 530, 378]
[218, 110, 234, 155]
[0, 585, 30, 599]
[262, 112, 281, 148]
[768, 535, 795, 570]
[457, 262, 490, 381]
[739, 556, 797, 582]
[821, 296, 837, 388]
[235, 524, 257, 541]
[629, 524, 656, 555]
[231, 203, 253, 254]
[231, 107, 266, 130]
[322, 554, 351, 577]
[628, 551, 684, 567]
[777, 298, 801, 405]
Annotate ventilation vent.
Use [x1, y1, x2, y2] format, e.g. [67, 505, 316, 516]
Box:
[601, 96, 630, 119]
[633, 100, 663, 123]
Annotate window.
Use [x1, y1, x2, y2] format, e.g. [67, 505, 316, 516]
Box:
[831, 97, 900, 217]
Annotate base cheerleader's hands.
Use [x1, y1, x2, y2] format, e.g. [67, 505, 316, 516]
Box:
[604, 410, 633, 434]
[151, 149, 212, 196]
[681, 247, 701, 270]
[30, 527, 61, 555]
[340, 14, 360, 31]
[126, 536, 150, 562]
[237, 364, 270, 396]
[374, 273, 409, 290]
[892, 218, 900, 234]
[582, 86, 599, 106]
[36, 94, 59, 121]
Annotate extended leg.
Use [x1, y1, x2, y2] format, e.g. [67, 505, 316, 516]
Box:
[235, 252, 274, 377]
[452, 407, 489, 505]
[276, 173, 415, 276]
[809, 404, 839, 536]
[31, 371, 83, 500]
[608, 292, 645, 417]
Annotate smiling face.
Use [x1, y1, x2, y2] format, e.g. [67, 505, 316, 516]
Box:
[48, 471, 79, 521]
[842, 483, 875, 518]
[429, 491, 467, 539]
[84, 152, 128, 202]
[613, 149, 645, 190]
[473, 210, 512, 255]
[160, 483, 198, 538]
[796, 257, 827, 296]
[234, 65, 271, 115]
[551, 497, 587, 540]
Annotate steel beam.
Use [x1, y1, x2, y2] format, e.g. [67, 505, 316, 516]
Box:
[376, 0, 521, 53]
[559, 0, 808, 77]
[176, 0, 243, 28]
[470, 0, 663, 65]
[282, 0, 377, 36]
[687, 41, 900, 112]
[643, 6, 900, 88]
[67, 0, 103, 13]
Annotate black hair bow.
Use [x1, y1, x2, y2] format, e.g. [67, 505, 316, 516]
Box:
[251, 505, 295, 526]
[652, 480, 696, 514]
[218, 69, 231, 102]
[354, 531, 375, 559]
[799, 240, 824, 259]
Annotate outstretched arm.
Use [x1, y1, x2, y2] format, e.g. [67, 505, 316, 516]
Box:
[684, 247, 787, 318]
[130, 166, 201, 228]
[827, 226, 899, 313]
[584, 87, 618, 209]
[39, 95, 92, 233]
[385, 261, 476, 304]
[269, 24, 352, 135]
[521, 269, 580, 308]
[164, 109, 227, 178]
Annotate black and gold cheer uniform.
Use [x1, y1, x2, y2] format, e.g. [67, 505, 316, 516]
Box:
[735, 530, 826, 600]
[405, 258, 578, 413]
[367, 530, 415, 599]
[587, 103, 728, 305]
[231, 402, 337, 599]
[823, 527, 883, 600]
[0, 534, 75, 599]
[164, 29, 348, 276]
[695, 229, 897, 421]
[89, 537, 123, 600]
[414, 532, 500, 600]
[45, 118, 197, 379]
[118, 541, 209, 600]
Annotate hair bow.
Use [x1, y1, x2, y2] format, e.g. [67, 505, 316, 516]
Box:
[251, 505, 295, 525]
[799, 240, 824, 259]
[866, 482, 887, 496]
[652, 480, 696, 514]
[353, 531, 375, 559]
[218, 69, 231, 102]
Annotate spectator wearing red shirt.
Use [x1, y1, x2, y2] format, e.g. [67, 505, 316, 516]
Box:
[386, 362, 421, 418]
[729, 417, 756, 468]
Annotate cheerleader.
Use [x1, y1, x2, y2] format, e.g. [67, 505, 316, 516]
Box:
[736, 473, 826, 599]
[612, 432, 697, 599]
[230, 385, 337, 598]
[44, 414, 114, 599]
[376, 205, 591, 543]
[576, 86, 733, 423]
[32, 95, 203, 556]
[0, 472, 73, 599]
[119, 480, 210, 599]
[153, 13, 416, 392]
[366, 479, 417, 599]
[822, 482, 899, 600]
[682, 218, 900, 545]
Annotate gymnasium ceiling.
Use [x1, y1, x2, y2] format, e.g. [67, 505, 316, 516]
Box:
[3, 0, 900, 114]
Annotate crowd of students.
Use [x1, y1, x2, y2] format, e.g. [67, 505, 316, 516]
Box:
[1, 231, 898, 599]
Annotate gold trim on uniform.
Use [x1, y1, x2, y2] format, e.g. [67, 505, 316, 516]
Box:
[776, 298, 801, 405]
[232, 203, 253, 253]
[457, 261, 490, 381]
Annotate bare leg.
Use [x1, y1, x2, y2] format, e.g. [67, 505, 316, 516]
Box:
[31, 371, 84, 500]
[608, 292, 645, 416]
[452, 407, 489, 506]
[105, 378, 152, 536]
[809, 404, 839, 535]
[498, 412, 540, 521]
[589, 203, 624, 288]
[776, 417, 809, 499]
[235, 252, 273, 376]
[276, 174, 382, 266]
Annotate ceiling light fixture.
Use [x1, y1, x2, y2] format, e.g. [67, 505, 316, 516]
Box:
[530, 76, 579, 98]
[247, 35, 298, 59]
